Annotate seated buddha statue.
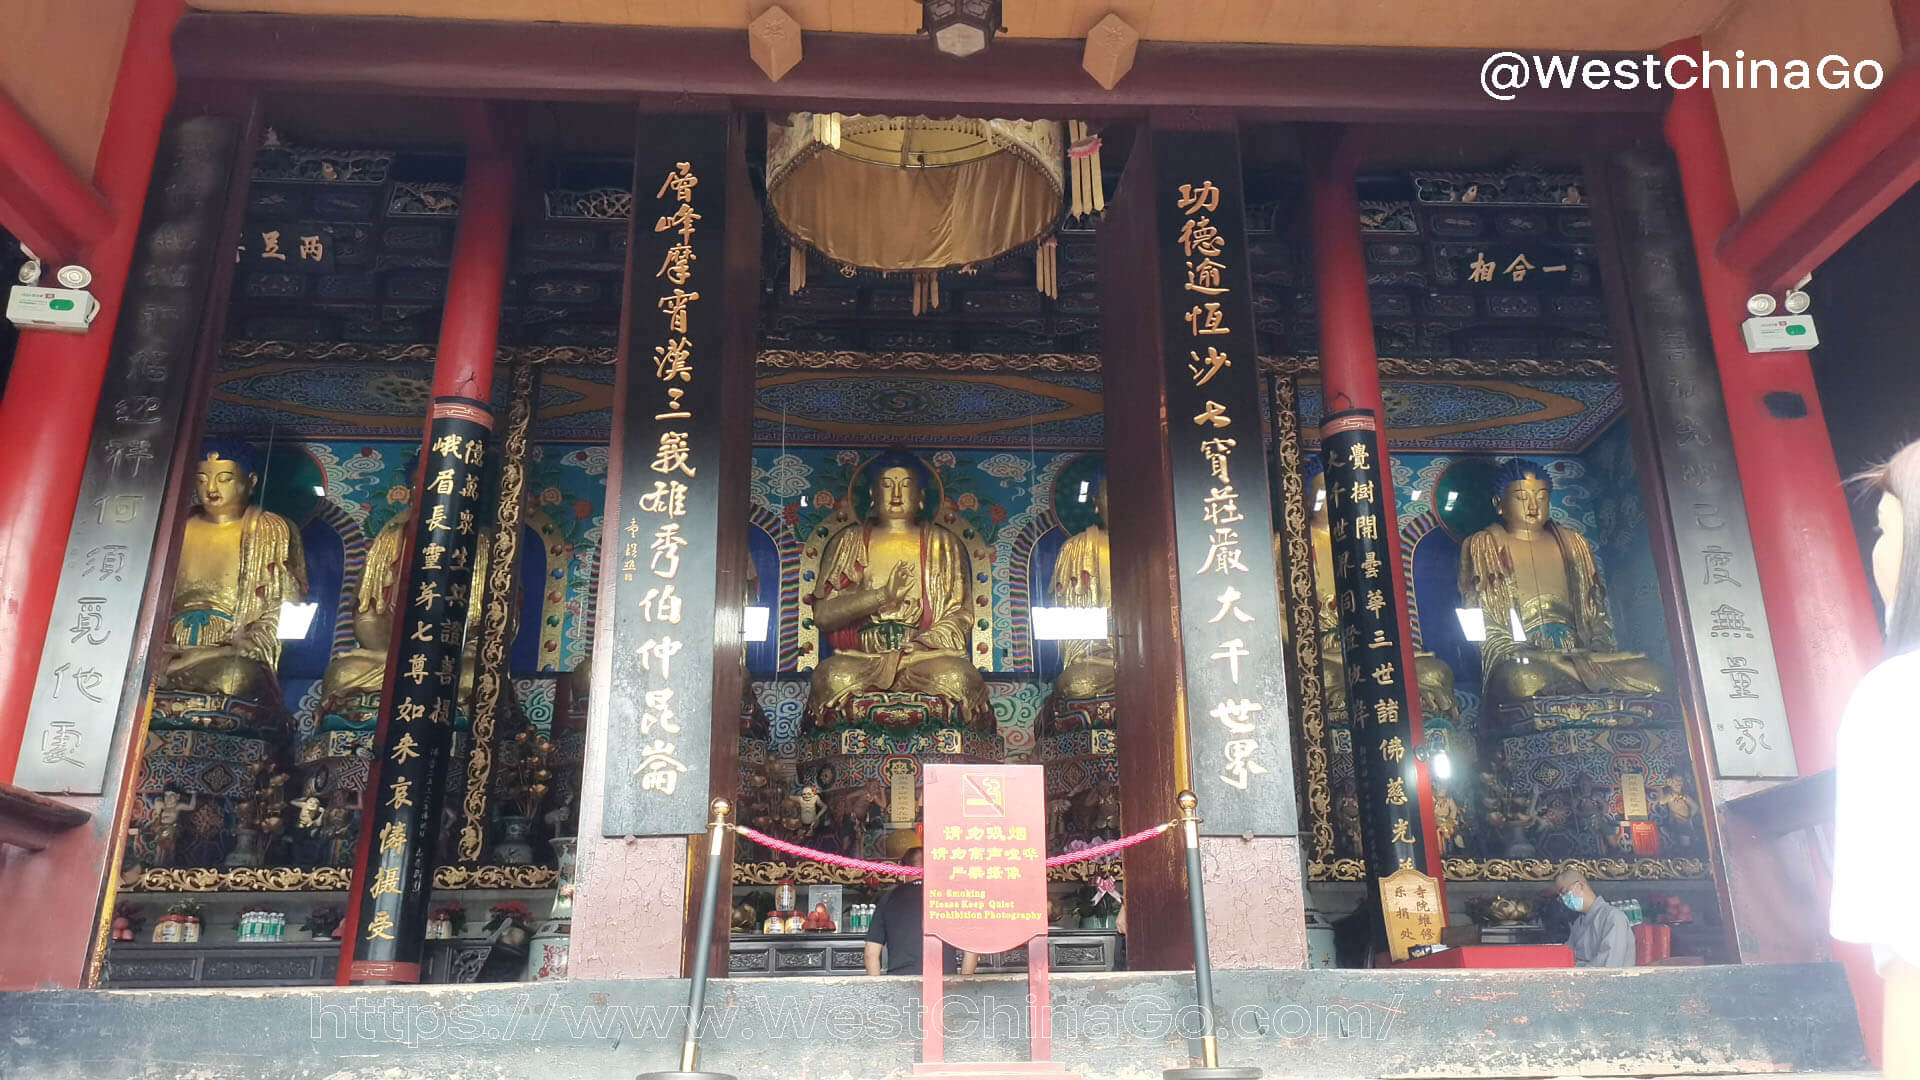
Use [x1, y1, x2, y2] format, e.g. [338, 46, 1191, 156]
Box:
[1050, 476, 1115, 704]
[159, 441, 307, 703]
[805, 451, 991, 729]
[321, 504, 501, 714]
[1458, 459, 1669, 715]
[319, 505, 410, 707]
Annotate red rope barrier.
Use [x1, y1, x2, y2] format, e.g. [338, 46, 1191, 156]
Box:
[733, 825, 924, 877]
[731, 821, 1173, 877]
[1044, 822, 1172, 867]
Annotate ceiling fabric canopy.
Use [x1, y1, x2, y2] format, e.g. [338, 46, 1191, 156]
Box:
[767, 114, 1066, 311]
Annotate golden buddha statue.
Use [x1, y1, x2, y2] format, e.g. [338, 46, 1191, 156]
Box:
[319, 506, 410, 704]
[805, 451, 990, 728]
[160, 442, 307, 702]
[1050, 476, 1115, 703]
[1458, 459, 1669, 712]
[1306, 466, 1348, 718]
[320, 503, 498, 711]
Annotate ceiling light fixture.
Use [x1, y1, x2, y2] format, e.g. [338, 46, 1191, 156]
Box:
[921, 0, 1003, 58]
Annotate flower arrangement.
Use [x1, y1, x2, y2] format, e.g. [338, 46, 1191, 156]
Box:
[165, 899, 205, 922]
[430, 903, 469, 936]
[301, 904, 345, 939]
[485, 901, 534, 935]
[1075, 876, 1122, 920]
[156, 899, 206, 942]
[501, 728, 556, 820]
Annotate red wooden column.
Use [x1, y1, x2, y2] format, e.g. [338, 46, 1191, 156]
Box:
[0, 0, 184, 783]
[1660, 41, 1883, 776]
[336, 103, 521, 984]
[1661, 38, 1884, 1056]
[1305, 127, 1447, 898]
[0, 94, 114, 266]
[428, 107, 519, 408]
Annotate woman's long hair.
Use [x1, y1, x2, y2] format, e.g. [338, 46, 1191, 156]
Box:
[1859, 440, 1920, 655]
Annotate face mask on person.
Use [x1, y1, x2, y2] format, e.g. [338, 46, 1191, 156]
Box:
[1561, 892, 1585, 912]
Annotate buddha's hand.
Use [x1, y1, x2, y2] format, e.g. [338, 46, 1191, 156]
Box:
[1513, 644, 1578, 675]
[162, 642, 227, 673]
[883, 561, 918, 603]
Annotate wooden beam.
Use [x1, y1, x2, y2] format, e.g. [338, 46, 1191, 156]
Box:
[0, 92, 113, 266]
[1717, 60, 1920, 293]
[171, 13, 1667, 122]
[0, 782, 89, 852]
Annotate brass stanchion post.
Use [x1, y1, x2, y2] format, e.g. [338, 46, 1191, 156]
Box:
[1164, 791, 1260, 1080]
[637, 798, 736, 1080]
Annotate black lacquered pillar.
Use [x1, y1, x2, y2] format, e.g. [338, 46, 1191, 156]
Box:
[345, 105, 519, 984]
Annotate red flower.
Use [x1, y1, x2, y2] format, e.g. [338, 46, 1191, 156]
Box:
[573, 499, 592, 520]
[988, 504, 1007, 523]
[783, 503, 800, 526]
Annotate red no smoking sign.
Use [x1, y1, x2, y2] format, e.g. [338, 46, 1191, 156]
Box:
[921, 763, 1047, 956]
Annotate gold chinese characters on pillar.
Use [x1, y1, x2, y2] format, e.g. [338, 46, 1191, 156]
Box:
[1150, 130, 1295, 837]
[603, 115, 738, 837]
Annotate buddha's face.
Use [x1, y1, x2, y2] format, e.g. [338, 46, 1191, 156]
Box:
[196, 454, 255, 518]
[873, 466, 921, 524]
[1495, 475, 1550, 530]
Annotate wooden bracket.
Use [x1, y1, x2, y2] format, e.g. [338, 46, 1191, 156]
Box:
[1082, 13, 1140, 91]
[749, 5, 803, 84]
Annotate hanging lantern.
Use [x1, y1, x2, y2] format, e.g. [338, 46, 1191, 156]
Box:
[922, 0, 1002, 59]
[767, 114, 1064, 311]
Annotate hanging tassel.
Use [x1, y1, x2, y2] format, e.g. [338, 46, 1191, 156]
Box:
[1035, 238, 1058, 300]
[789, 243, 807, 294]
[1069, 121, 1087, 219]
[1069, 121, 1106, 221]
[912, 271, 942, 315]
[808, 112, 843, 150]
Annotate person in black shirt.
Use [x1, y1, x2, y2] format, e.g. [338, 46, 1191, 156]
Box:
[863, 846, 978, 976]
